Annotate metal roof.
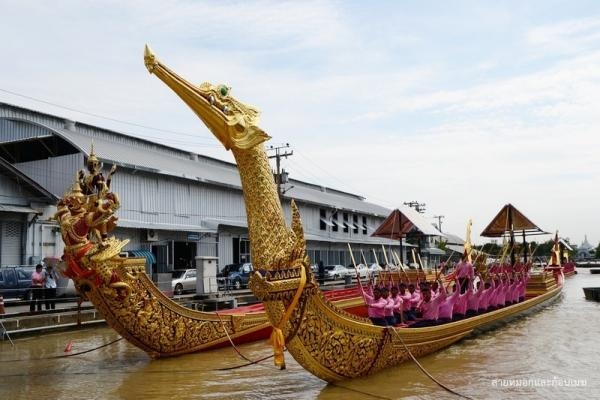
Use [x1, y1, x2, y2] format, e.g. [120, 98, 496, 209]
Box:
[17, 119, 393, 218]
[0, 155, 58, 203]
[118, 218, 210, 233]
[446, 244, 466, 254]
[0, 204, 42, 213]
[371, 206, 444, 239]
[283, 183, 391, 216]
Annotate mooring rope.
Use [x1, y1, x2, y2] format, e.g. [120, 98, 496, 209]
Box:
[388, 326, 474, 400]
[214, 310, 258, 364]
[0, 336, 124, 362]
[213, 309, 282, 371]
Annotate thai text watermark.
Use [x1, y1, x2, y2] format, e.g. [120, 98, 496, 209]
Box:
[491, 376, 587, 388]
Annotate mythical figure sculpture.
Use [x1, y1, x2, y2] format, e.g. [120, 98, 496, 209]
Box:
[55, 145, 277, 357]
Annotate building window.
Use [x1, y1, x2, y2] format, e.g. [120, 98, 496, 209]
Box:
[332, 212, 338, 232]
[319, 209, 327, 230]
[343, 212, 349, 233]
[362, 216, 367, 235]
[353, 214, 359, 234]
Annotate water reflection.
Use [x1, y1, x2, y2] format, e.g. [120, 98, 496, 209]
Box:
[1, 272, 598, 399]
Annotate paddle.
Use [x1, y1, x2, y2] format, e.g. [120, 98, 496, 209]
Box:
[348, 243, 367, 304]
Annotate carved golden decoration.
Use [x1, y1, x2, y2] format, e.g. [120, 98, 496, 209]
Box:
[54, 146, 273, 358]
[145, 46, 563, 381]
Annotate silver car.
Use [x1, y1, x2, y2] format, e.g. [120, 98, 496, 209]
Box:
[171, 269, 197, 295]
[325, 264, 349, 280]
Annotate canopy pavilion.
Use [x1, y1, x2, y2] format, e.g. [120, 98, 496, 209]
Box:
[371, 206, 443, 267]
[480, 203, 547, 265]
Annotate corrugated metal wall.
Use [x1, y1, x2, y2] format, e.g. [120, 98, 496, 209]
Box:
[0, 171, 31, 205]
[112, 170, 246, 229]
[218, 234, 233, 270]
[15, 153, 81, 197]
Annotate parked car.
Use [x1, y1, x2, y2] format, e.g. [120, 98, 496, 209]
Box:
[0, 265, 35, 299]
[369, 263, 384, 276]
[217, 263, 241, 278]
[225, 263, 253, 290]
[346, 263, 369, 278]
[324, 264, 349, 280]
[171, 269, 197, 295]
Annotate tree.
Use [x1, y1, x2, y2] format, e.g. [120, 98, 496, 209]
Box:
[596, 242, 600, 259]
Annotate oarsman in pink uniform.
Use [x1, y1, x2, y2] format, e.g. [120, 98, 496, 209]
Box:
[400, 283, 417, 321]
[489, 275, 502, 310]
[492, 275, 503, 308]
[412, 284, 447, 328]
[430, 280, 440, 298]
[495, 274, 509, 308]
[381, 287, 396, 326]
[466, 274, 484, 317]
[455, 259, 475, 294]
[517, 271, 528, 302]
[438, 278, 461, 323]
[452, 277, 472, 320]
[408, 283, 421, 317]
[478, 278, 496, 313]
[390, 286, 404, 325]
[361, 286, 388, 326]
[506, 275, 518, 305]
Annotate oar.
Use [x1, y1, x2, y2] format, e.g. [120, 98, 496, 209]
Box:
[372, 248, 384, 282]
[392, 250, 410, 284]
[360, 250, 374, 286]
[348, 243, 367, 304]
[435, 250, 455, 281]
[381, 245, 395, 287]
[411, 249, 426, 282]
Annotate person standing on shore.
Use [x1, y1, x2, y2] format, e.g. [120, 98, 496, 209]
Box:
[44, 265, 58, 310]
[30, 264, 45, 312]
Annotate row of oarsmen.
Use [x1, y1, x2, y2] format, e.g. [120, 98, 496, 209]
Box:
[360, 264, 530, 328]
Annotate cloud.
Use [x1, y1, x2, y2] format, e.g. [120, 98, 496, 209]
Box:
[527, 16, 600, 55]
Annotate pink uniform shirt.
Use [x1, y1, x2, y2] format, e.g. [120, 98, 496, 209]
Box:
[419, 291, 446, 320]
[439, 286, 460, 320]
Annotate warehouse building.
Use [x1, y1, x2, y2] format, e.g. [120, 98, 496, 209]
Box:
[0, 102, 440, 274]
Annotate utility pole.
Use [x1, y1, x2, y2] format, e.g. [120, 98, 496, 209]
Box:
[268, 143, 293, 199]
[404, 201, 426, 214]
[433, 215, 444, 232]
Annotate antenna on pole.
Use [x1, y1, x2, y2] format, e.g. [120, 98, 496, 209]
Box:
[433, 215, 444, 232]
[404, 201, 426, 214]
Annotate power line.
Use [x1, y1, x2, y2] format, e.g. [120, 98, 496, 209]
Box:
[0, 87, 217, 143]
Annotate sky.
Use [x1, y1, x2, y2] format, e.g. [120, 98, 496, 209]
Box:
[1, 0, 599, 248]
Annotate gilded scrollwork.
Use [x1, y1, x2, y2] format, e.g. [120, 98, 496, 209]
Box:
[55, 148, 271, 358]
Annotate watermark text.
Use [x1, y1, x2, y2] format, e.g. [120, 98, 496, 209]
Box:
[491, 377, 587, 388]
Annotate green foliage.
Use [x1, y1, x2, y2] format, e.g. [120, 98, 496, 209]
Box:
[596, 242, 600, 258]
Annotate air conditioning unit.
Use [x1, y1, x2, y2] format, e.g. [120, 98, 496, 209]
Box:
[147, 229, 158, 241]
